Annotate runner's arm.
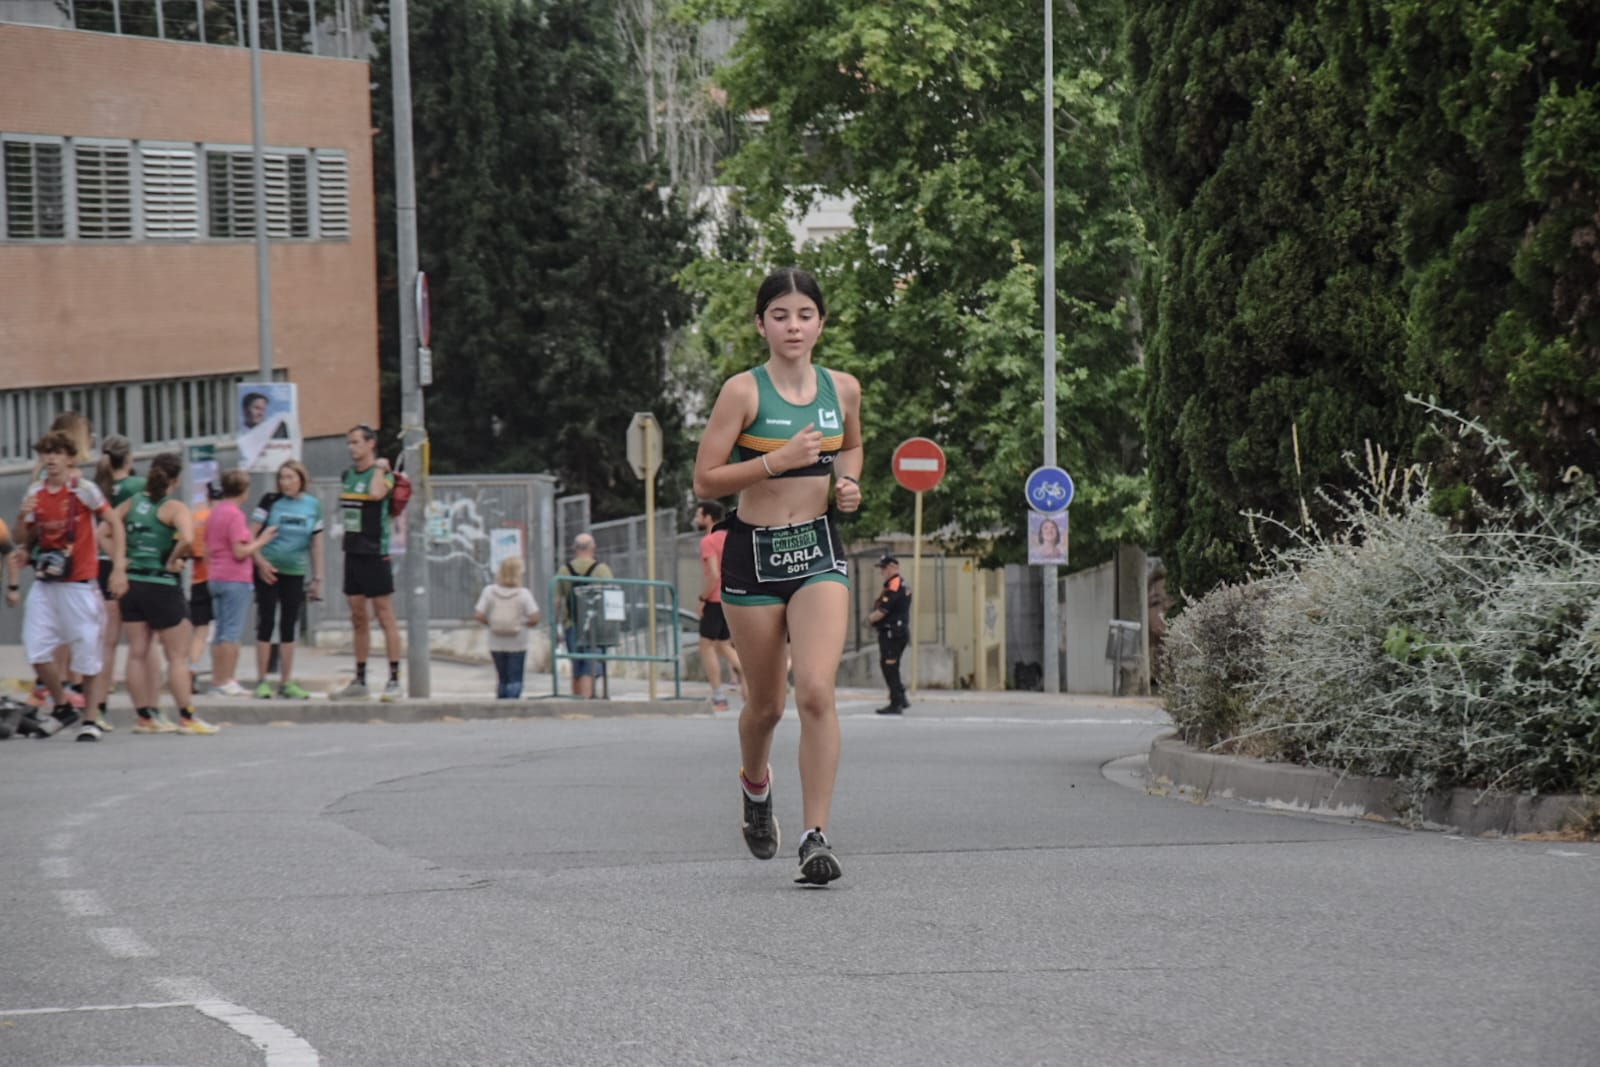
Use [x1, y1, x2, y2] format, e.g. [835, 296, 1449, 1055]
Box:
[832, 371, 865, 513]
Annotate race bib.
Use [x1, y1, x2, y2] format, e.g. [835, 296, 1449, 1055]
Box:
[752, 516, 837, 584]
[341, 505, 363, 533]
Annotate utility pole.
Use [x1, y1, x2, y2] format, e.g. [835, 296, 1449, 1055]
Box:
[247, 0, 272, 380]
[391, 0, 432, 697]
[1042, 0, 1060, 694]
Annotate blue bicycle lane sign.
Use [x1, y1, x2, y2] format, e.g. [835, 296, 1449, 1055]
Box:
[1025, 465, 1074, 514]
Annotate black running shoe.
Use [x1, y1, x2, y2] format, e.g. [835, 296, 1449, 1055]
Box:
[35, 706, 81, 739]
[740, 777, 780, 860]
[75, 721, 104, 743]
[795, 830, 843, 886]
[15, 709, 45, 738]
[875, 703, 903, 715]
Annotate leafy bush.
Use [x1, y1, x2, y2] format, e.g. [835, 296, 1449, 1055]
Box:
[1163, 408, 1600, 800]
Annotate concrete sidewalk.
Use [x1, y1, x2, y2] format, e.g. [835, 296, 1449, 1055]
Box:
[2, 641, 1111, 725]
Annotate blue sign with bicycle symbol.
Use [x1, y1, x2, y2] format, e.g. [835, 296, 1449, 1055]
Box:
[1025, 465, 1074, 514]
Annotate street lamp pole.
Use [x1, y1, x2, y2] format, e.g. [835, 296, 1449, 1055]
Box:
[1042, 0, 1060, 694]
[390, 0, 432, 698]
[247, 0, 272, 381]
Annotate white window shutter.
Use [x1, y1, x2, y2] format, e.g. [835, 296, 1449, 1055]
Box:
[141, 146, 199, 239]
[316, 151, 349, 239]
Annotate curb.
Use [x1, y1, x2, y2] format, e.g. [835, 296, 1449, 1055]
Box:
[69, 697, 707, 728]
[1147, 735, 1594, 837]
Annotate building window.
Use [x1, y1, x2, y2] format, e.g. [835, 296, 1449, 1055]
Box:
[140, 144, 200, 239]
[316, 151, 350, 240]
[74, 141, 136, 240]
[207, 147, 312, 239]
[0, 372, 289, 468]
[2, 137, 67, 240]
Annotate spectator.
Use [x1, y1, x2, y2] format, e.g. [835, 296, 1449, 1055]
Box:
[332, 425, 403, 701]
[204, 469, 275, 697]
[250, 460, 324, 700]
[557, 533, 612, 699]
[474, 556, 541, 699]
[693, 500, 745, 711]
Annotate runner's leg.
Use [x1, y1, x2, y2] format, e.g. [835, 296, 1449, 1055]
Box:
[724, 602, 791, 781]
[785, 580, 849, 833]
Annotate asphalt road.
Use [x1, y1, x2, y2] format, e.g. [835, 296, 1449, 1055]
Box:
[2, 695, 1596, 1067]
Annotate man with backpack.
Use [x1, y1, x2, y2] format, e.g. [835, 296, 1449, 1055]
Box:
[557, 533, 612, 699]
[331, 425, 405, 701]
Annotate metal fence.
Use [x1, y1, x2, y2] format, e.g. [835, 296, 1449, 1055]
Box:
[547, 575, 683, 699]
[305, 472, 559, 635]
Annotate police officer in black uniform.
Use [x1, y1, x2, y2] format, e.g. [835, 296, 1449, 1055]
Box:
[868, 554, 911, 715]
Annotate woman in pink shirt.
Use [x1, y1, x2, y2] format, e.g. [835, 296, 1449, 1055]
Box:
[204, 469, 275, 696]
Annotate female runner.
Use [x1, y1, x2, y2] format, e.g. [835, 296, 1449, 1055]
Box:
[693, 267, 862, 886]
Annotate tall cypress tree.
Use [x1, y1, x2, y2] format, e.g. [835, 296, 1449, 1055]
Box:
[1131, 1, 1412, 595]
[373, 0, 694, 517]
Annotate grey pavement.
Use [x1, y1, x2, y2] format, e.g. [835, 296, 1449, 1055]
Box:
[2, 692, 1596, 1066]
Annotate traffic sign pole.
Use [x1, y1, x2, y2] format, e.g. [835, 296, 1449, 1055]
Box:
[911, 489, 924, 697]
[643, 415, 658, 702]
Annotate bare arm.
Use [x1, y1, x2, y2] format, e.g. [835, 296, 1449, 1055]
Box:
[102, 506, 128, 597]
[832, 371, 864, 513]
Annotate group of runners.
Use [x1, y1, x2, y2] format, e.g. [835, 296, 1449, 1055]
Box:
[2, 420, 405, 742]
[5, 267, 869, 886]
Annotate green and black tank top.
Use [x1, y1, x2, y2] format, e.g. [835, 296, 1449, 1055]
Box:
[732, 365, 845, 478]
[125, 493, 179, 586]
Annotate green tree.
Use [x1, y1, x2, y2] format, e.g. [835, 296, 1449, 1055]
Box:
[371, 0, 696, 518]
[1130, 1, 1414, 596]
[1372, 1, 1600, 487]
[682, 0, 1151, 566]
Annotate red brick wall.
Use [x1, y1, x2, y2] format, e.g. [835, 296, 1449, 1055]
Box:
[0, 24, 379, 438]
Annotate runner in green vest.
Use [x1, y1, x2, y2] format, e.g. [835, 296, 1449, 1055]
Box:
[692, 268, 864, 887]
[115, 452, 215, 735]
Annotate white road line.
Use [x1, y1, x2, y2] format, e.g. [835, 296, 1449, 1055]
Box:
[41, 856, 75, 879]
[843, 714, 1167, 726]
[45, 831, 73, 851]
[183, 768, 225, 778]
[56, 888, 110, 917]
[91, 793, 133, 809]
[235, 759, 279, 768]
[1548, 849, 1593, 858]
[195, 998, 321, 1066]
[371, 741, 417, 750]
[88, 927, 157, 958]
[157, 978, 321, 1066]
[0, 1000, 193, 1016]
[304, 747, 346, 758]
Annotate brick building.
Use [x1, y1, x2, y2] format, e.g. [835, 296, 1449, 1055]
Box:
[0, 9, 378, 641]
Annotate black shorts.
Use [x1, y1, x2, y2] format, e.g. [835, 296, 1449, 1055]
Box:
[698, 600, 731, 641]
[719, 511, 850, 607]
[120, 579, 190, 631]
[344, 554, 395, 598]
[189, 580, 214, 626]
[97, 557, 116, 601]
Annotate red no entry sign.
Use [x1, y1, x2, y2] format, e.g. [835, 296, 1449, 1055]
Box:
[892, 437, 947, 493]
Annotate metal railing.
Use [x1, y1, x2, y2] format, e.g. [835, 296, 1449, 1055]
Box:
[546, 574, 682, 699]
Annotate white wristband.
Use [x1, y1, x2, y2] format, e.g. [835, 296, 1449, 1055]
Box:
[761, 454, 776, 477]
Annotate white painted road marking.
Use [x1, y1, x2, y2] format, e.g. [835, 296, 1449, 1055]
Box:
[0, 1000, 193, 1016]
[157, 978, 321, 1065]
[91, 793, 133, 810]
[88, 927, 156, 958]
[56, 888, 110, 917]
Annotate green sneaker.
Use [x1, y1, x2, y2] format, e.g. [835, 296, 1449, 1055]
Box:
[280, 681, 312, 700]
[254, 681, 276, 699]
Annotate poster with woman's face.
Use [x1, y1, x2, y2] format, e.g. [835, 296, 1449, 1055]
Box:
[236, 382, 301, 472]
[1028, 510, 1068, 565]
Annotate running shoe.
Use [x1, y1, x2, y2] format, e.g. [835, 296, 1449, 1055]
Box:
[740, 770, 780, 860]
[75, 721, 104, 742]
[875, 703, 904, 716]
[35, 706, 82, 738]
[382, 679, 402, 702]
[210, 680, 250, 698]
[16, 709, 46, 737]
[279, 681, 312, 700]
[712, 697, 730, 713]
[132, 712, 179, 734]
[794, 829, 843, 886]
[92, 714, 114, 732]
[175, 715, 220, 735]
[330, 681, 369, 701]
[254, 681, 276, 699]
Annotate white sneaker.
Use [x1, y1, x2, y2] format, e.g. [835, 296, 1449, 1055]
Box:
[209, 680, 250, 698]
[381, 679, 402, 702]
